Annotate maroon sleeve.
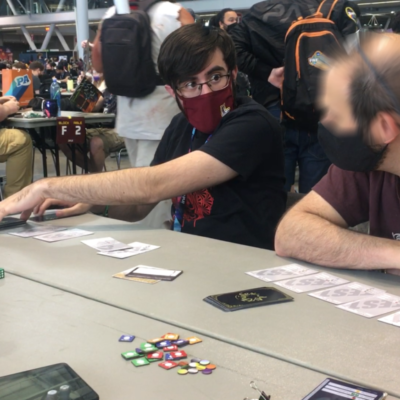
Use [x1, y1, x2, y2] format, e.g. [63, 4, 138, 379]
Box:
[312, 165, 370, 227]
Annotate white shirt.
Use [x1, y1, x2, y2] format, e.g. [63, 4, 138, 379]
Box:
[103, 2, 182, 140]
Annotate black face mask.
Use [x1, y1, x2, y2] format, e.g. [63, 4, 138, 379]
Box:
[318, 123, 388, 172]
[226, 23, 238, 34]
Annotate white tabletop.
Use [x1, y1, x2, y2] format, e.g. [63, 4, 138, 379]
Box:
[2, 214, 400, 397]
[1, 274, 363, 400]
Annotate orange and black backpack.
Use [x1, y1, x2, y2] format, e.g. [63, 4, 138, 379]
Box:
[281, 0, 345, 127]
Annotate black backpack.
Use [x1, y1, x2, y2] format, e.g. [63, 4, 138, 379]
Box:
[101, 0, 164, 98]
[281, 0, 345, 127]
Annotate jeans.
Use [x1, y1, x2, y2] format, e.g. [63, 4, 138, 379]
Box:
[267, 103, 331, 194]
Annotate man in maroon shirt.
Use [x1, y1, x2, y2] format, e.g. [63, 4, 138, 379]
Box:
[275, 33, 400, 276]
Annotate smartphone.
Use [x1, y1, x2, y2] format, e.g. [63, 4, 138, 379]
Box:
[29, 213, 64, 222]
[0, 217, 26, 230]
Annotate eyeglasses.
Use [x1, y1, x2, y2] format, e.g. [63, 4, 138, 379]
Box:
[177, 73, 231, 98]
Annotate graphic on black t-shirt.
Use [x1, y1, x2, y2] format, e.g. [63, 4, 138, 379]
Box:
[173, 189, 214, 227]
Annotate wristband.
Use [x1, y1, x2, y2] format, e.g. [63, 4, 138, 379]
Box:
[103, 205, 109, 218]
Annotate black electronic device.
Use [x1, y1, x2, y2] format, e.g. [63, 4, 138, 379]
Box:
[0, 217, 26, 230]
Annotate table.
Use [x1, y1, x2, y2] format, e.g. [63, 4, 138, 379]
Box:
[4, 111, 115, 176]
[2, 214, 400, 397]
[1, 274, 352, 400]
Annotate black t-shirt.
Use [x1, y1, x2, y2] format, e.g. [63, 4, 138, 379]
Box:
[56, 71, 70, 80]
[151, 96, 287, 250]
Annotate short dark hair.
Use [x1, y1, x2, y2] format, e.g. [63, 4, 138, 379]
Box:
[29, 61, 44, 71]
[216, 8, 234, 26]
[158, 24, 236, 88]
[13, 62, 27, 70]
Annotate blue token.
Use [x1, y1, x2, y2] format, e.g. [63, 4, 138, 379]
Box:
[119, 335, 135, 342]
[165, 353, 174, 361]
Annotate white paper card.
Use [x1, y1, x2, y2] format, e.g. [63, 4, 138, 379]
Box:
[9, 224, 67, 238]
[98, 242, 160, 259]
[246, 263, 317, 282]
[34, 229, 93, 242]
[337, 293, 400, 318]
[81, 237, 131, 252]
[132, 265, 180, 277]
[309, 282, 386, 305]
[379, 311, 400, 327]
[275, 272, 349, 293]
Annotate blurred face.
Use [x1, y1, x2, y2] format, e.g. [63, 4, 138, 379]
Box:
[220, 11, 238, 30]
[31, 68, 42, 76]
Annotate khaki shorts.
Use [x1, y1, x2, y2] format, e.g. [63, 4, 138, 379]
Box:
[86, 127, 125, 156]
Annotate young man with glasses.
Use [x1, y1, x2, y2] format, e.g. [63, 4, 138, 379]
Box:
[0, 24, 286, 250]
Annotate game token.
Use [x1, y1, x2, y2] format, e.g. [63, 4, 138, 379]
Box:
[146, 352, 163, 360]
[188, 368, 198, 374]
[191, 358, 201, 363]
[172, 339, 189, 347]
[186, 337, 202, 345]
[177, 369, 188, 375]
[196, 365, 206, 371]
[200, 360, 210, 366]
[121, 351, 140, 360]
[131, 358, 150, 367]
[165, 353, 173, 361]
[135, 348, 144, 354]
[140, 343, 158, 353]
[163, 345, 178, 352]
[189, 362, 199, 368]
[147, 337, 164, 344]
[163, 333, 180, 340]
[159, 361, 178, 370]
[119, 335, 135, 342]
[156, 340, 172, 348]
[205, 364, 216, 370]
[202, 369, 212, 375]
[177, 361, 188, 366]
[170, 351, 187, 360]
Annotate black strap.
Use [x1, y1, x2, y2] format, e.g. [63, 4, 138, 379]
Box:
[317, 0, 337, 19]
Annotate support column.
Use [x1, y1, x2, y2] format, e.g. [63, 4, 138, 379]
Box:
[75, 0, 89, 60]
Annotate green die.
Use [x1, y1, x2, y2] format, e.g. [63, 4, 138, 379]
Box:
[132, 358, 150, 367]
[121, 351, 140, 360]
[0, 269, 4, 279]
[140, 343, 157, 353]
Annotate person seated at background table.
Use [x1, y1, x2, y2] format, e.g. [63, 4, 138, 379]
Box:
[55, 63, 70, 82]
[29, 61, 45, 95]
[45, 62, 56, 78]
[59, 73, 124, 174]
[0, 24, 286, 250]
[0, 96, 33, 198]
[275, 33, 400, 275]
[12, 62, 27, 70]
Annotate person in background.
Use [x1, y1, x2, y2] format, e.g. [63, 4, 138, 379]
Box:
[12, 62, 27, 70]
[0, 63, 9, 91]
[29, 61, 45, 95]
[0, 97, 33, 198]
[45, 62, 56, 78]
[210, 8, 238, 31]
[55, 63, 70, 82]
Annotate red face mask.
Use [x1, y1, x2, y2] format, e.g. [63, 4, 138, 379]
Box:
[178, 83, 235, 134]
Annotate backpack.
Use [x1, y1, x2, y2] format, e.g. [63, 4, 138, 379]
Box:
[100, 0, 164, 98]
[281, 0, 345, 127]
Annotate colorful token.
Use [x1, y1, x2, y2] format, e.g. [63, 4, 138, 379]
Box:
[156, 340, 172, 349]
[147, 337, 164, 344]
[200, 360, 210, 366]
[170, 350, 187, 360]
[131, 358, 150, 367]
[165, 353, 173, 361]
[188, 368, 198, 374]
[186, 336, 202, 345]
[189, 362, 199, 368]
[146, 352, 163, 360]
[119, 335, 135, 342]
[191, 358, 201, 363]
[163, 345, 178, 352]
[159, 361, 178, 370]
[140, 343, 157, 353]
[196, 365, 206, 371]
[163, 333, 180, 341]
[178, 369, 188, 375]
[121, 351, 140, 360]
[202, 369, 212, 375]
[172, 339, 189, 347]
[205, 364, 216, 370]
[135, 348, 144, 354]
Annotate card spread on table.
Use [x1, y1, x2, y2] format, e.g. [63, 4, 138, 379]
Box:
[113, 266, 161, 284]
[274, 272, 349, 293]
[309, 282, 386, 305]
[246, 263, 318, 282]
[125, 265, 182, 281]
[9, 224, 67, 238]
[34, 228, 94, 242]
[81, 237, 131, 252]
[98, 242, 160, 259]
[337, 293, 400, 318]
[379, 311, 400, 327]
[204, 287, 293, 312]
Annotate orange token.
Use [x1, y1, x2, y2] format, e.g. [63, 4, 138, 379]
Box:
[186, 336, 202, 345]
[205, 364, 216, 370]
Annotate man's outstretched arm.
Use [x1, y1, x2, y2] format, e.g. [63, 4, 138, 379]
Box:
[275, 191, 400, 272]
[0, 150, 237, 220]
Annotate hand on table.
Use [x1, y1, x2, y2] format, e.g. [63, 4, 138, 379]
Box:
[268, 67, 284, 89]
[34, 199, 92, 218]
[0, 96, 16, 105]
[3, 98, 20, 115]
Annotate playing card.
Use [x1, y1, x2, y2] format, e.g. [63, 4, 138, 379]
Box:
[309, 282, 386, 305]
[34, 229, 93, 242]
[337, 293, 400, 318]
[158, 361, 178, 370]
[9, 224, 67, 238]
[98, 241, 160, 259]
[81, 237, 131, 252]
[379, 311, 400, 327]
[246, 263, 318, 282]
[275, 273, 349, 293]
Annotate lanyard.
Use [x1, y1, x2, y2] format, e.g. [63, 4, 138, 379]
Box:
[172, 128, 212, 232]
